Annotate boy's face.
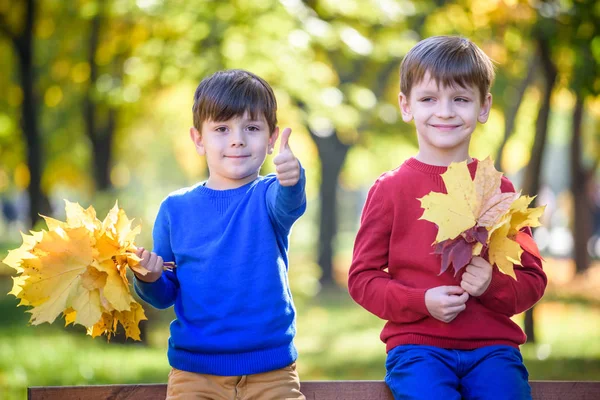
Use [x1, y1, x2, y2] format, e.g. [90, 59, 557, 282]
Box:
[398, 71, 492, 165]
[190, 111, 279, 190]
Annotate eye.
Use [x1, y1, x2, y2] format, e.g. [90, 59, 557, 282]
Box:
[247, 125, 261, 132]
[455, 97, 470, 103]
[419, 97, 434, 102]
[215, 126, 228, 133]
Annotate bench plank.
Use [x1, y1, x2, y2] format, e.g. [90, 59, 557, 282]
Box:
[28, 380, 600, 400]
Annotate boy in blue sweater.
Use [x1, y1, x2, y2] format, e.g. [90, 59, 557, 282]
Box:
[133, 69, 307, 399]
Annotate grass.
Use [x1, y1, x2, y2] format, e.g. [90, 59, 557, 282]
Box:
[1, 280, 599, 400]
[0, 278, 172, 400]
[1, 248, 600, 400]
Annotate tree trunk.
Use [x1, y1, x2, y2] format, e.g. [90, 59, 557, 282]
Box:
[495, 56, 537, 170]
[13, 0, 50, 227]
[521, 39, 556, 199]
[310, 131, 350, 287]
[91, 110, 116, 191]
[570, 93, 591, 273]
[84, 2, 115, 192]
[522, 37, 557, 344]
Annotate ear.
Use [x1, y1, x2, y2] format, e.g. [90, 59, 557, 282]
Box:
[189, 127, 205, 156]
[398, 92, 413, 122]
[268, 127, 279, 155]
[477, 93, 493, 124]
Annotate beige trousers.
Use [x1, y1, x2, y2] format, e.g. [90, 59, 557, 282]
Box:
[166, 362, 305, 400]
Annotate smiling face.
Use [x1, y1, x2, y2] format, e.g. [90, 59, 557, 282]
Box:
[399, 71, 492, 166]
[190, 111, 279, 190]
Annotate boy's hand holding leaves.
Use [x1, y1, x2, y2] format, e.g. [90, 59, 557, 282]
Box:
[460, 256, 493, 297]
[135, 247, 164, 283]
[425, 286, 469, 323]
[273, 128, 300, 187]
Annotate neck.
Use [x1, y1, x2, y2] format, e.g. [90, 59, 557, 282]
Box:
[415, 148, 472, 167]
[205, 173, 259, 190]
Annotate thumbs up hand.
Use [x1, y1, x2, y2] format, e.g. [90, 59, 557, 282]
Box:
[273, 127, 300, 187]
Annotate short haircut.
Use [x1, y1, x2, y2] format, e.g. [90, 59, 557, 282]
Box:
[400, 36, 495, 102]
[192, 69, 277, 134]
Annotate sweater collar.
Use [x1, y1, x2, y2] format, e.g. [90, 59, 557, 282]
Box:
[405, 157, 479, 175]
[192, 177, 260, 198]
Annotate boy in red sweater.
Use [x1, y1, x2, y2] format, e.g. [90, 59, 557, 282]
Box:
[348, 36, 547, 400]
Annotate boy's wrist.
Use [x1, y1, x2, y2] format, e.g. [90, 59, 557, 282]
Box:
[477, 269, 504, 299]
[134, 274, 160, 285]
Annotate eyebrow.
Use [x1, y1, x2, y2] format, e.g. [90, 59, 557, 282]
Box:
[208, 117, 266, 124]
[413, 87, 476, 96]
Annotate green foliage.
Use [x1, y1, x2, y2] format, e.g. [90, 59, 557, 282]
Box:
[1, 0, 598, 199]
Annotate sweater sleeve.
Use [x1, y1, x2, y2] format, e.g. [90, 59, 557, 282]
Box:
[348, 179, 429, 323]
[266, 164, 307, 235]
[134, 197, 179, 309]
[477, 226, 547, 316]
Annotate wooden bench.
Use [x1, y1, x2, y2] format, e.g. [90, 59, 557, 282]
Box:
[28, 380, 600, 399]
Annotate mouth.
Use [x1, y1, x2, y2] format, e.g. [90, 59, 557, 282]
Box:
[430, 124, 461, 131]
[224, 155, 250, 159]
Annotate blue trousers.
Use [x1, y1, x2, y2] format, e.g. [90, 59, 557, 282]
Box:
[385, 345, 531, 400]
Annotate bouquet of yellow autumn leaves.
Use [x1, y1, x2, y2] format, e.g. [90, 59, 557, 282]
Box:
[2, 201, 152, 341]
[419, 158, 545, 279]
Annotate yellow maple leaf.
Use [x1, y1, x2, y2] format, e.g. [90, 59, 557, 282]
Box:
[87, 302, 147, 341]
[65, 200, 101, 231]
[488, 223, 522, 279]
[17, 227, 96, 325]
[472, 158, 503, 217]
[419, 162, 477, 243]
[419, 158, 507, 243]
[63, 307, 76, 326]
[3, 200, 150, 341]
[115, 302, 147, 341]
[509, 195, 545, 233]
[87, 311, 116, 339]
[3, 231, 42, 274]
[486, 194, 545, 276]
[95, 259, 135, 312]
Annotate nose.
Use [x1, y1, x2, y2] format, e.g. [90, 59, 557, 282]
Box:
[435, 99, 455, 119]
[230, 129, 246, 147]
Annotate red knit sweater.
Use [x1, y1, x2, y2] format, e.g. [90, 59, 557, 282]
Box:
[348, 158, 547, 353]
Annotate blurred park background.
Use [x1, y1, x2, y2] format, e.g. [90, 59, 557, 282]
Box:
[1, 0, 600, 398]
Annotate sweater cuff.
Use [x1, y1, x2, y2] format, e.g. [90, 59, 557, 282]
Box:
[403, 284, 429, 316]
[134, 275, 165, 295]
[479, 268, 509, 301]
[275, 164, 306, 210]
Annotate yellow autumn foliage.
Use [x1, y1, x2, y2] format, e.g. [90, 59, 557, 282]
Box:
[419, 158, 545, 278]
[488, 195, 545, 278]
[2, 200, 150, 341]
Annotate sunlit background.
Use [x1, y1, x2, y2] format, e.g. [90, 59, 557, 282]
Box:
[0, 0, 599, 398]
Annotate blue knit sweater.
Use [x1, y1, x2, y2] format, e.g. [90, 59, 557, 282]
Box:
[134, 171, 306, 376]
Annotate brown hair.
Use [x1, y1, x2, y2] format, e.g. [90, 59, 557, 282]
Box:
[400, 36, 495, 102]
[192, 69, 277, 134]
